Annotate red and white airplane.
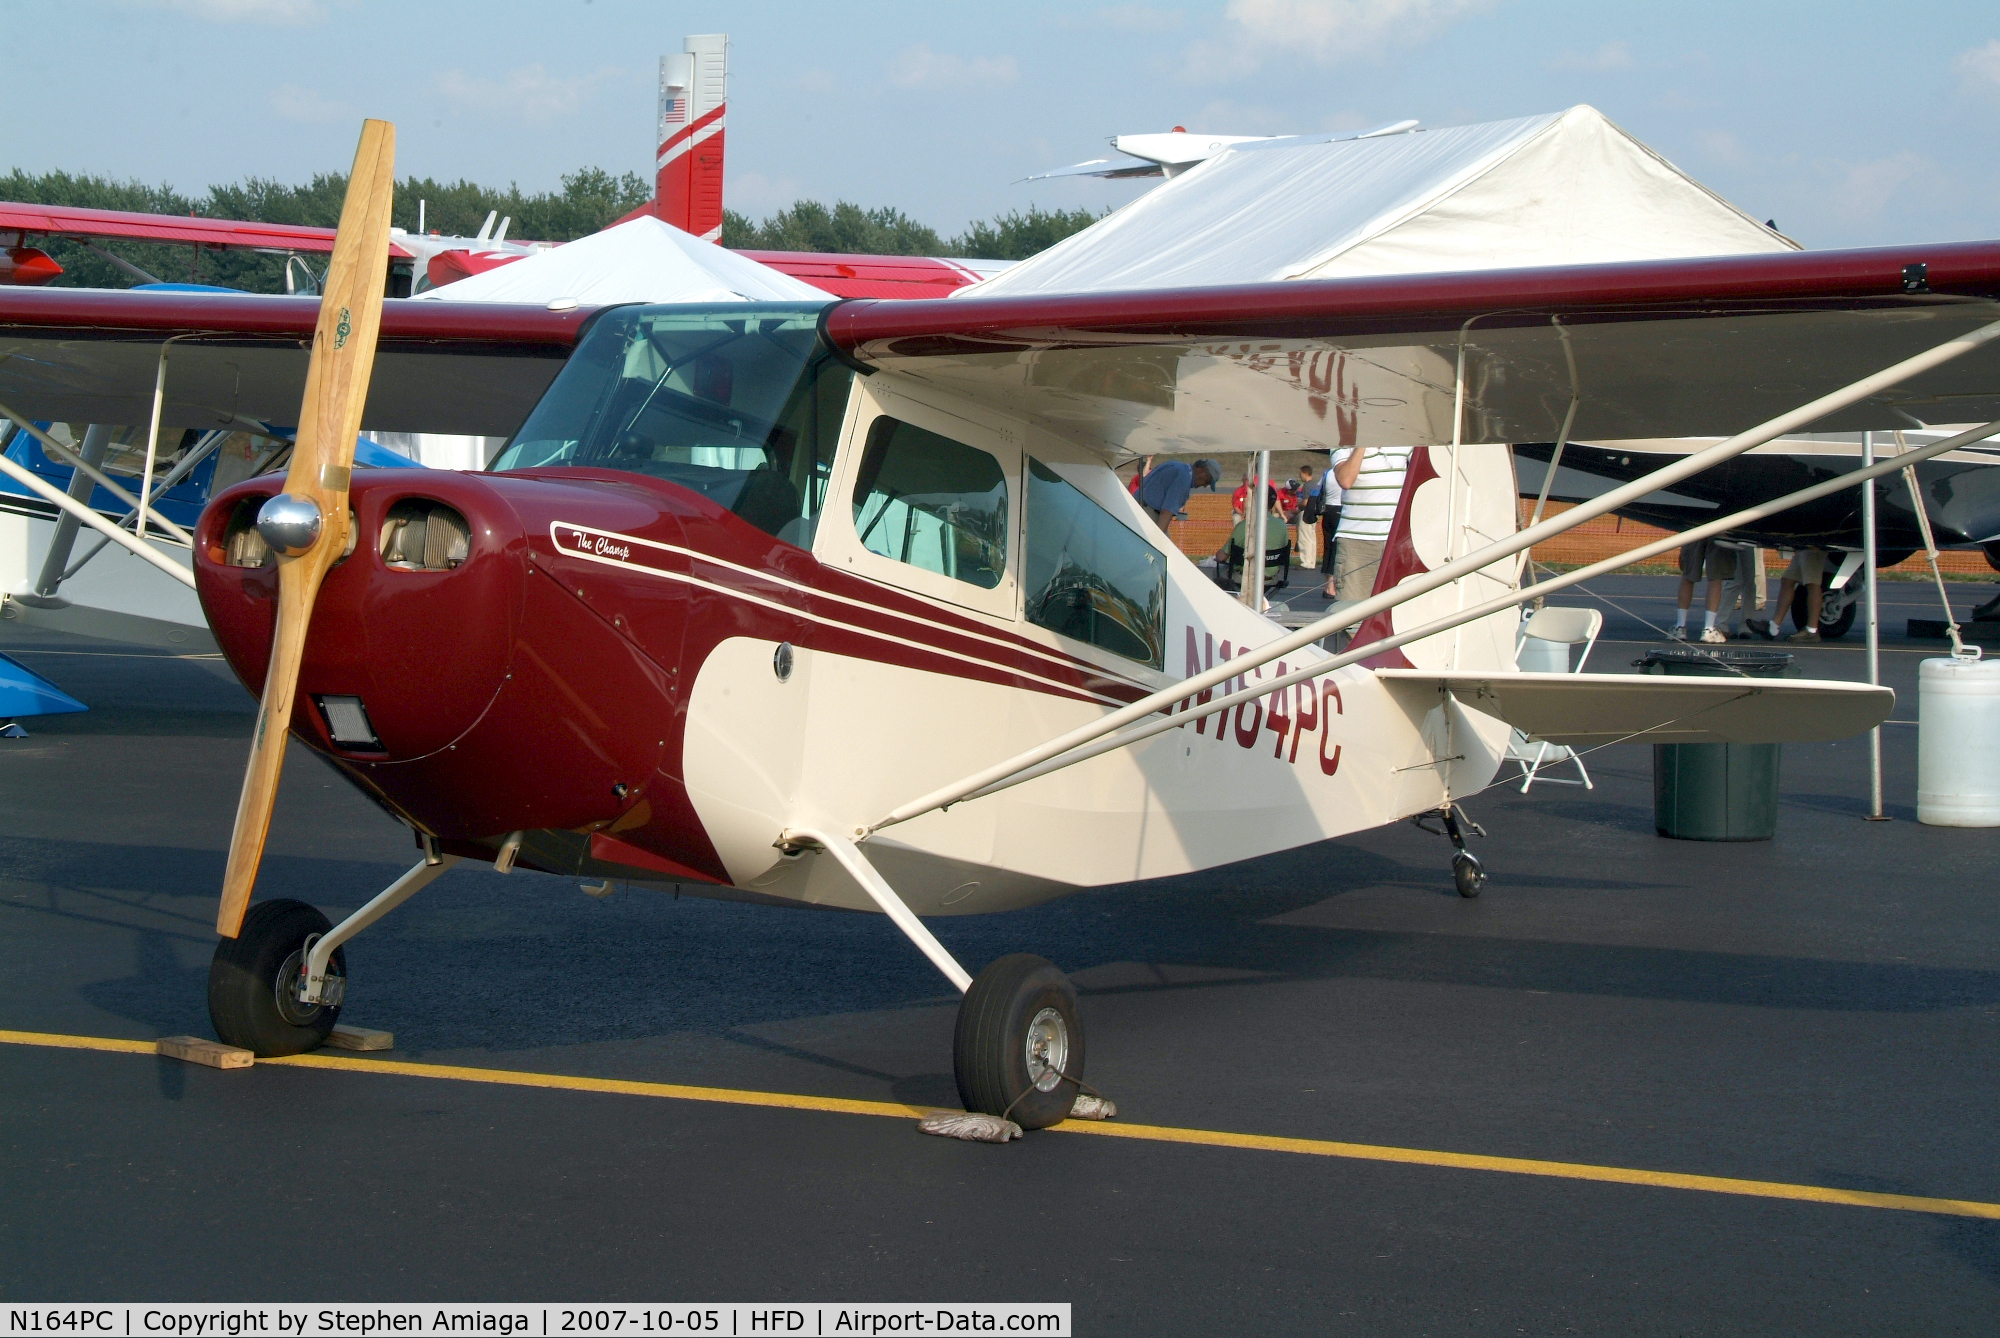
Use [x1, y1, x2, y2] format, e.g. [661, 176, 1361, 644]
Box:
[6, 121, 1994, 1139]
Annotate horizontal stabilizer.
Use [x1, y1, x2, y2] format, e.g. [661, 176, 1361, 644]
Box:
[1021, 157, 1163, 182]
[1374, 670, 1893, 746]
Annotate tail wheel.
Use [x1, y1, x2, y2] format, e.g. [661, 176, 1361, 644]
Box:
[953, 954, 1083, 1131]
[1453, 851, 1487, 898]
[207, 898, 343, 1056]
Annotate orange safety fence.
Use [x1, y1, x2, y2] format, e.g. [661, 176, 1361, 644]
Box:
[1511, 500, 1994, 576]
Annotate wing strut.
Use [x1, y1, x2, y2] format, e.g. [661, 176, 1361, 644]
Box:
[0, 403, 194, 544]
[862, 320, 2000, 836]
[778, 827, 973, 993]
[0, 434, 196, 588]
[922, 416, 1998, 802]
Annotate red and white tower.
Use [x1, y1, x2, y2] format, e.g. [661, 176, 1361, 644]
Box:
[656, 34, 727, 240]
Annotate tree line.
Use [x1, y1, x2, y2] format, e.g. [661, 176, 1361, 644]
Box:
[1, 166, 1103, 293]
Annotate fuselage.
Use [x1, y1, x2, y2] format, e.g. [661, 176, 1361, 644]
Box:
[193, 302, 1521, 915]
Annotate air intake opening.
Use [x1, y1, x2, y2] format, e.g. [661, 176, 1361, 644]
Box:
[380, 500, 470, 571]
[314, 694, 380, 748]
[219, 496, 274, 568]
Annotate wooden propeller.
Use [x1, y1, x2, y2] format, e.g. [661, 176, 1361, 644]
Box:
[216, 120, 395, 937]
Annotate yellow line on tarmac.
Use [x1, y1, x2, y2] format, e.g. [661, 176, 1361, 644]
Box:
[2, 1029, 156, 1055]
[267, 1048, 934, 1121]
[7, 1028, 1998, 1221]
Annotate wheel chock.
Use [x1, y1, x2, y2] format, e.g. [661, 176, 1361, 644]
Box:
[917, 1111, 1022, 1143]
[1068, 1093, 1118, 1120]
[327, 1024, 394, 1051]
[156, 1036, 254, 1069]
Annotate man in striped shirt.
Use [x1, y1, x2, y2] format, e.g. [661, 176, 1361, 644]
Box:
[1323, 445, 1413, 602]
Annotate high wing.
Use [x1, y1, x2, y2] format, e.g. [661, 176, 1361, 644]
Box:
[0, 288, 589, 436]
[823, 239, 2000, 456]
[5, 238, 2000, 457]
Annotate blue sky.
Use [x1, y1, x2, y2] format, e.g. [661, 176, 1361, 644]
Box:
[13, 0, 1999, 250]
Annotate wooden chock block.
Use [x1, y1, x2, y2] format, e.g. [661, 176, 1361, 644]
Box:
[156, 1036, 254, 1069]
[327, 1024, 393, 1052]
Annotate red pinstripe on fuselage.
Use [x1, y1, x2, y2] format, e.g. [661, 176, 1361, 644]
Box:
[195, 464, 1164, 889]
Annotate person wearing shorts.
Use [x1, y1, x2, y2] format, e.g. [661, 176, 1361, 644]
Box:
[1325, 444, 1411, 602]
[1715, 541, 1771, 638]
[1671, 538, 1731, 643]
[1776, 546, 1827, 641]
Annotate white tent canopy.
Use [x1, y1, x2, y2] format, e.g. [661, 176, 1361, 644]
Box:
[417, 215, 831, 306]
[387, 217, 830, 469]
[958, 106, 1797, 298]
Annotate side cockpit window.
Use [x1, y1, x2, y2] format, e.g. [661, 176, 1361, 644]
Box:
[1024, 458, 1166, 669]
[850, 417, 1008, 590]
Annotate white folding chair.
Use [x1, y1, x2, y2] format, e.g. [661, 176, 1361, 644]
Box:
[1503, 606, 1602, 792]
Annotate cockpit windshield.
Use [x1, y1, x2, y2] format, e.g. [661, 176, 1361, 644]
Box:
[490, 303, 852, 545]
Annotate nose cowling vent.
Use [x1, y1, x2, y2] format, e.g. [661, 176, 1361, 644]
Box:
[381, 500, 470, 571]
[220, 497, 274, 568]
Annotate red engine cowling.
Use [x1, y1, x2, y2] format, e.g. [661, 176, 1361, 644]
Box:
[193, 469, 722, 878]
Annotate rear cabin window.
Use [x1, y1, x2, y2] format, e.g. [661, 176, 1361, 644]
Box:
[1023, 458, 1166, 669]
[850, 417, 1008, 590]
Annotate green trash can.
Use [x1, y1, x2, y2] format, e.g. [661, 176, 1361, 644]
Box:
[1637, 648, 1795, 841]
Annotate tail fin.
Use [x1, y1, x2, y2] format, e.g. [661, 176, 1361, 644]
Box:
[656, 33, 727, 240]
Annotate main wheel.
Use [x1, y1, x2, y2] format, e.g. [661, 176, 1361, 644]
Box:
[1790, 571, 1861, 640]
[954, 954, 1083, 1130]
[207, 898, 344, 1056]
[1453, 851, 1486, 898]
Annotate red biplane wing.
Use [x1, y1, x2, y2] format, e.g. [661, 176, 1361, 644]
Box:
[0, 201, 415, 258]
[741, 250, 999, 299]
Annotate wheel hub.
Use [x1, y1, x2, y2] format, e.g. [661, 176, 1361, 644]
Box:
[273, 947, 329, 1026]
[1024, 1006, 1069, 1093]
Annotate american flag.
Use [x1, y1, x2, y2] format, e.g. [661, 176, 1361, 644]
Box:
[662, 95, 686, 124]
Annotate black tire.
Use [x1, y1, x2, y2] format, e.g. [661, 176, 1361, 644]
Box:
[207, 898, 343, 1056]
[1453, 851, 1486, 898]
[1791, 572, 1860, 640]
[953, 954, 1082, 1130]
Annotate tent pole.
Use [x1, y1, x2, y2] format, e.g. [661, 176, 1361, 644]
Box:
[1863, 431, 1885, 821]
[1244, 451, 1271, 610]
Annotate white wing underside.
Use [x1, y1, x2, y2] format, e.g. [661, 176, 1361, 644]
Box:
[1375, 670, 1895, 746]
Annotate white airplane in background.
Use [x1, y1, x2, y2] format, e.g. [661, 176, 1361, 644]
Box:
[1026, 120, 1420, 181]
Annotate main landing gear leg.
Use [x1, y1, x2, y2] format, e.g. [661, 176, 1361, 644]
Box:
[778, 827, 1110, 1141]
[1415, 802, 1489, 898]
[207, 850, 460, 1056]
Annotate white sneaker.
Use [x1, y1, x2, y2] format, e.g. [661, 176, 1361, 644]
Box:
[1699, 627, 1728, 644]
[1667, 625, 1688, 641]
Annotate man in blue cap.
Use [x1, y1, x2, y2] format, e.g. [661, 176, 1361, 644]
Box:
[1137, 456, 1222, 533]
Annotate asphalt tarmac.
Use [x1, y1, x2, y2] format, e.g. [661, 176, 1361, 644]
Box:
[3, 573, 1998, 1334]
